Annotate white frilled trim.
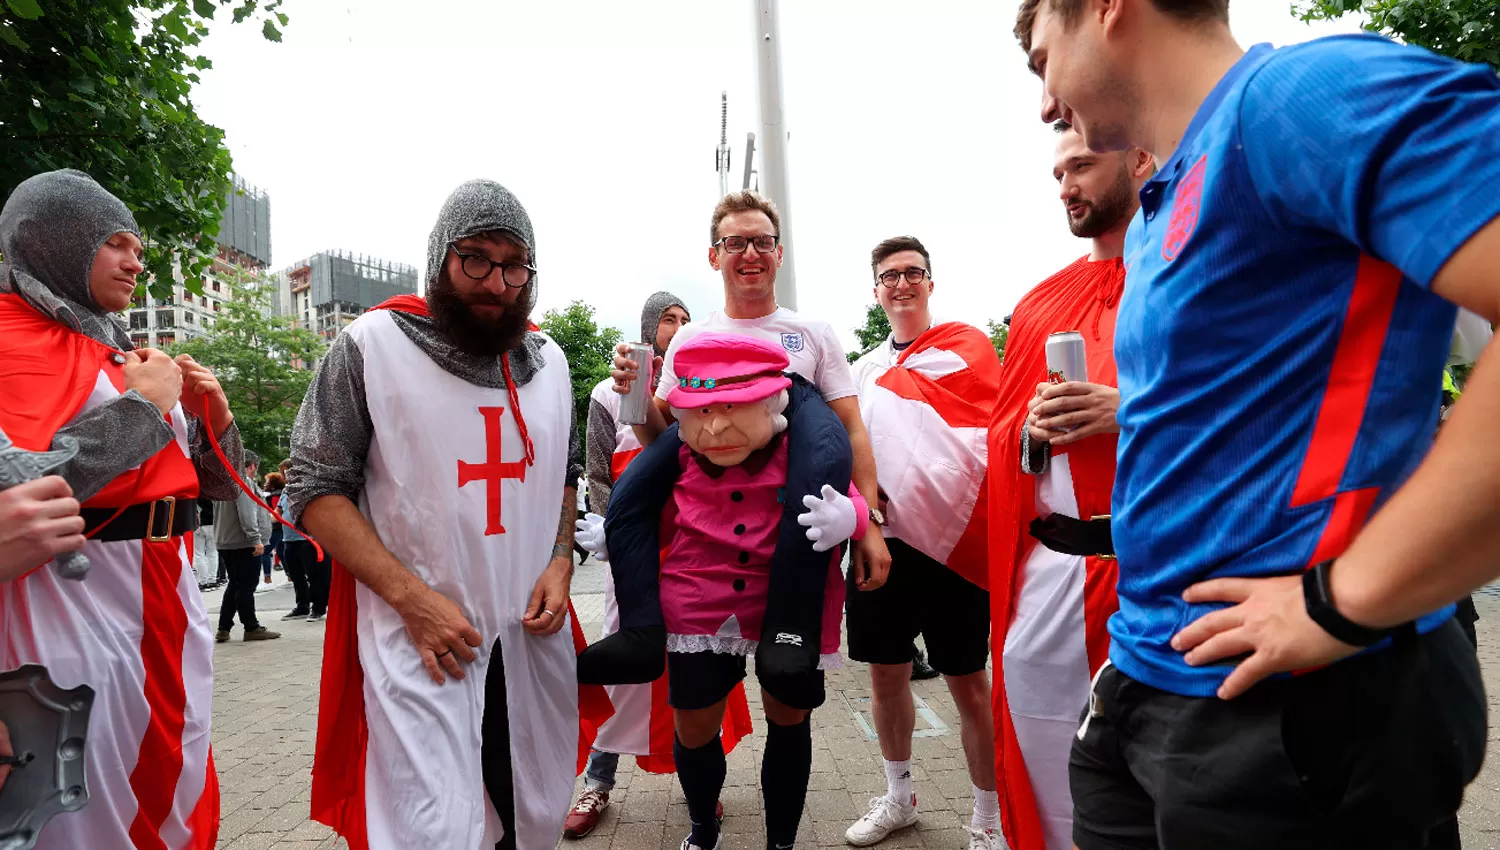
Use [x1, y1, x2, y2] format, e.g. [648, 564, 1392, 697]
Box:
[666, 633, 845, 671]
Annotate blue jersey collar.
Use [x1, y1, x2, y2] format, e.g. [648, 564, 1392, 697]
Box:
[1147, 43, 1274, 187]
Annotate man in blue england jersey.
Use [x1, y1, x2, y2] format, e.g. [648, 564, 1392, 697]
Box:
[1014, 1, 1500, 847]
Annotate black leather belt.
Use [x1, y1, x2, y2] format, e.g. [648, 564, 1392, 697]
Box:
[82, 498, 197, 543]
[1029, 513, 1114, 559]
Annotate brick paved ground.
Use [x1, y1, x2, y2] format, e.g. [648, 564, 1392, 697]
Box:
[207, 565, 1500, 849]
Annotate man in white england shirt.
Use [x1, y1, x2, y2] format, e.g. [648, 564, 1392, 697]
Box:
[612, 190, 892, 591]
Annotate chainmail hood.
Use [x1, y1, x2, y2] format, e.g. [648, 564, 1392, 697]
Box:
[640, 290, 689, 356]
[0, 169, 139, 349]
[424, 179, 538, 318]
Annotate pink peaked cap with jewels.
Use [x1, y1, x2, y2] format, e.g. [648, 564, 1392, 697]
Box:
[665, 332, 792, 408]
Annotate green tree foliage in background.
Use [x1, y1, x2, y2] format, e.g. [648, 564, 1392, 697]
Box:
[539, 301, 623, 446]
[1295, 1, 1497, 69]
[170, 273, 325, 469]
[1, 0, 287, 298]
[848, 303, 893, 363]
[987, 319, 1009, 363]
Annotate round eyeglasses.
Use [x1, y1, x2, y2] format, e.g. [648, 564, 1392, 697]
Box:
[877, 267, 929, 287]
[713, 235, 780, 254]
[449, 243, 535, 288]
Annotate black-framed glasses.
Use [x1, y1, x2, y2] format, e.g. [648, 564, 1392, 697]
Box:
[713, 234, 779, 254]
[877, 267, 929, 287]
[448, 243, 535, 288]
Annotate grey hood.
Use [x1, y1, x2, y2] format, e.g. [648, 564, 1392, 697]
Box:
[424, 179, 537, 317]
[640, 290, 689, 356]
[0, 169, 138, 349]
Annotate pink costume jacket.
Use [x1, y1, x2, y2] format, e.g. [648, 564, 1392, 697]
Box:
[661, 435, 864, 668]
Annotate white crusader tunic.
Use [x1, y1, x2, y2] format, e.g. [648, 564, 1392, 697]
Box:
[349, 310, 578, 849]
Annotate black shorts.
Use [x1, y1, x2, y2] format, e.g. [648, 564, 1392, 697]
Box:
[666, 651, 825, 712]
[1070, 619, 1485, 850]
[845, 536, 990, 676]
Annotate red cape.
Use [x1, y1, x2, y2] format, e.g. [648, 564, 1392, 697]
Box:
[987, 256, 1124, 850]
[310, 296, 613, 849]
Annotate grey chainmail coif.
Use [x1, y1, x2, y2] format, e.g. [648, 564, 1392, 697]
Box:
[0, 169, 138, 350]
[424, 179, 538, 317]
[640, 290, 689, 356]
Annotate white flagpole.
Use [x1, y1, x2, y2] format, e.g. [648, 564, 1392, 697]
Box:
[752, 0, 797, 310]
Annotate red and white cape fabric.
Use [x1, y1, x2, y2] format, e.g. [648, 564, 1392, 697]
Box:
[309, 296, 613, 850]
[988, 256, 1124, 850]
[586, 379, 753, 772]
[0, 293, 220, 850]
[854, 322, 1002, 589]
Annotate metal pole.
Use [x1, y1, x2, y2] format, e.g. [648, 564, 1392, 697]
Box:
[716, 91, 732, 199]
[751, 0, 796, 310]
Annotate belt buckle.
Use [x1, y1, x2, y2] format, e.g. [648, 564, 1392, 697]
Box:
[1088, 514, 1116, 561]
[146, 496, 176, 543]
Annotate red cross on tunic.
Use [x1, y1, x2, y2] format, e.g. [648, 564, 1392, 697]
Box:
[457, 406, 528, 536]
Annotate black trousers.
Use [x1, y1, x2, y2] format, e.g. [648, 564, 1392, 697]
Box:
[217, 547, 262, 631]
[481, 636, 517, 850]
[282, 541, 310, 612]
[1071, 619, 1485, 850]
[285, 540, 329, 616]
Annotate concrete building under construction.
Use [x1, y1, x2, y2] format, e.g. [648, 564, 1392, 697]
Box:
[274, 250, 418, 340]
[126, 175, 272, 349]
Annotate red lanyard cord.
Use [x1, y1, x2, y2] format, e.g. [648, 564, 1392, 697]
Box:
[501, 352, 536, 468]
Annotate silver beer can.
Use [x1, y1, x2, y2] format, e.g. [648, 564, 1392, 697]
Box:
[1046, 331, 1087, 384]
[618, 342, 656, 425]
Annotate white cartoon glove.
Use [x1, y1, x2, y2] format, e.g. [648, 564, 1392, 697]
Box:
[797, 484, 858, 553]
[575, 512, 608, 562]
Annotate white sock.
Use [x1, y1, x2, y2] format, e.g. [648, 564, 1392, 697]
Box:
[883, 759, 914, 806]
[971, 784, 999, 830]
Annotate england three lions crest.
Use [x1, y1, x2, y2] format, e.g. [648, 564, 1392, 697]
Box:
[780, 332, 804, 353]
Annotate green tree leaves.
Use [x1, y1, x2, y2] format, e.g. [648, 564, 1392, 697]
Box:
[170, 270, 326, 469]
[1, 0, 288, 299]
[538, 301, 623, 444]
[1296, 0, 1499, 69]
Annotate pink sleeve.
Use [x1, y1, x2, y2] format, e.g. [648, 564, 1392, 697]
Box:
[849, 482, 869, 541]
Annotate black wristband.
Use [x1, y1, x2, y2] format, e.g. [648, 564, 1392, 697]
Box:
[1301, 559, 1399, 647]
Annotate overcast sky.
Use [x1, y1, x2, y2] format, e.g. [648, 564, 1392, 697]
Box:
[192, 1, 1361, 349]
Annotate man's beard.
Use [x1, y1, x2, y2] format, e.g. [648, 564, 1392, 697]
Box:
[427, 272, 531, 357]
[1067, 165, 1137, 239]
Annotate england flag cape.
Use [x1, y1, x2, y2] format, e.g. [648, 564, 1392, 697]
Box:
[310, 296, 614, 850]
[0, 292, 220, 850]
[586, 379, 753, 770]
[859, 321, 1001, 589]
[988, 256, 1123, 850]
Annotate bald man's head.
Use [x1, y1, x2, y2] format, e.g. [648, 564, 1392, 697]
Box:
[1052, 125, 1154, 238]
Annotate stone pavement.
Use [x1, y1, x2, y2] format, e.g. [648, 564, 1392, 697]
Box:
[207, 565, 1500, 849]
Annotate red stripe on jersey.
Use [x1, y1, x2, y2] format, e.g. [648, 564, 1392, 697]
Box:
[127, 539, 191, 850]
[1290, 256, 1402, 507]
[1305, 487, 1381, 568]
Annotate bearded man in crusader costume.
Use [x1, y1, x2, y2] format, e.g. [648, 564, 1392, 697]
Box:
[286, 179, 610, 850]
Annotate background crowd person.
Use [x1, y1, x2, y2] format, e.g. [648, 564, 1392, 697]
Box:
[262, 471, 285, 584]
[216, 451, 280, 642]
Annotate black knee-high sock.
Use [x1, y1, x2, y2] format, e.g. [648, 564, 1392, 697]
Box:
[761, 717, 812, 850]
[675, 734, 725, 848]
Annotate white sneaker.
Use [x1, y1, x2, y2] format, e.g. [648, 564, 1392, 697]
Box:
[845, 795, 918, 846]
[679, 833, 723, 850]
[966, 825, 1006, 850]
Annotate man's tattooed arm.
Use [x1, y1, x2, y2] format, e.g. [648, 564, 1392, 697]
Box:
[552, 485, 578, 568]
